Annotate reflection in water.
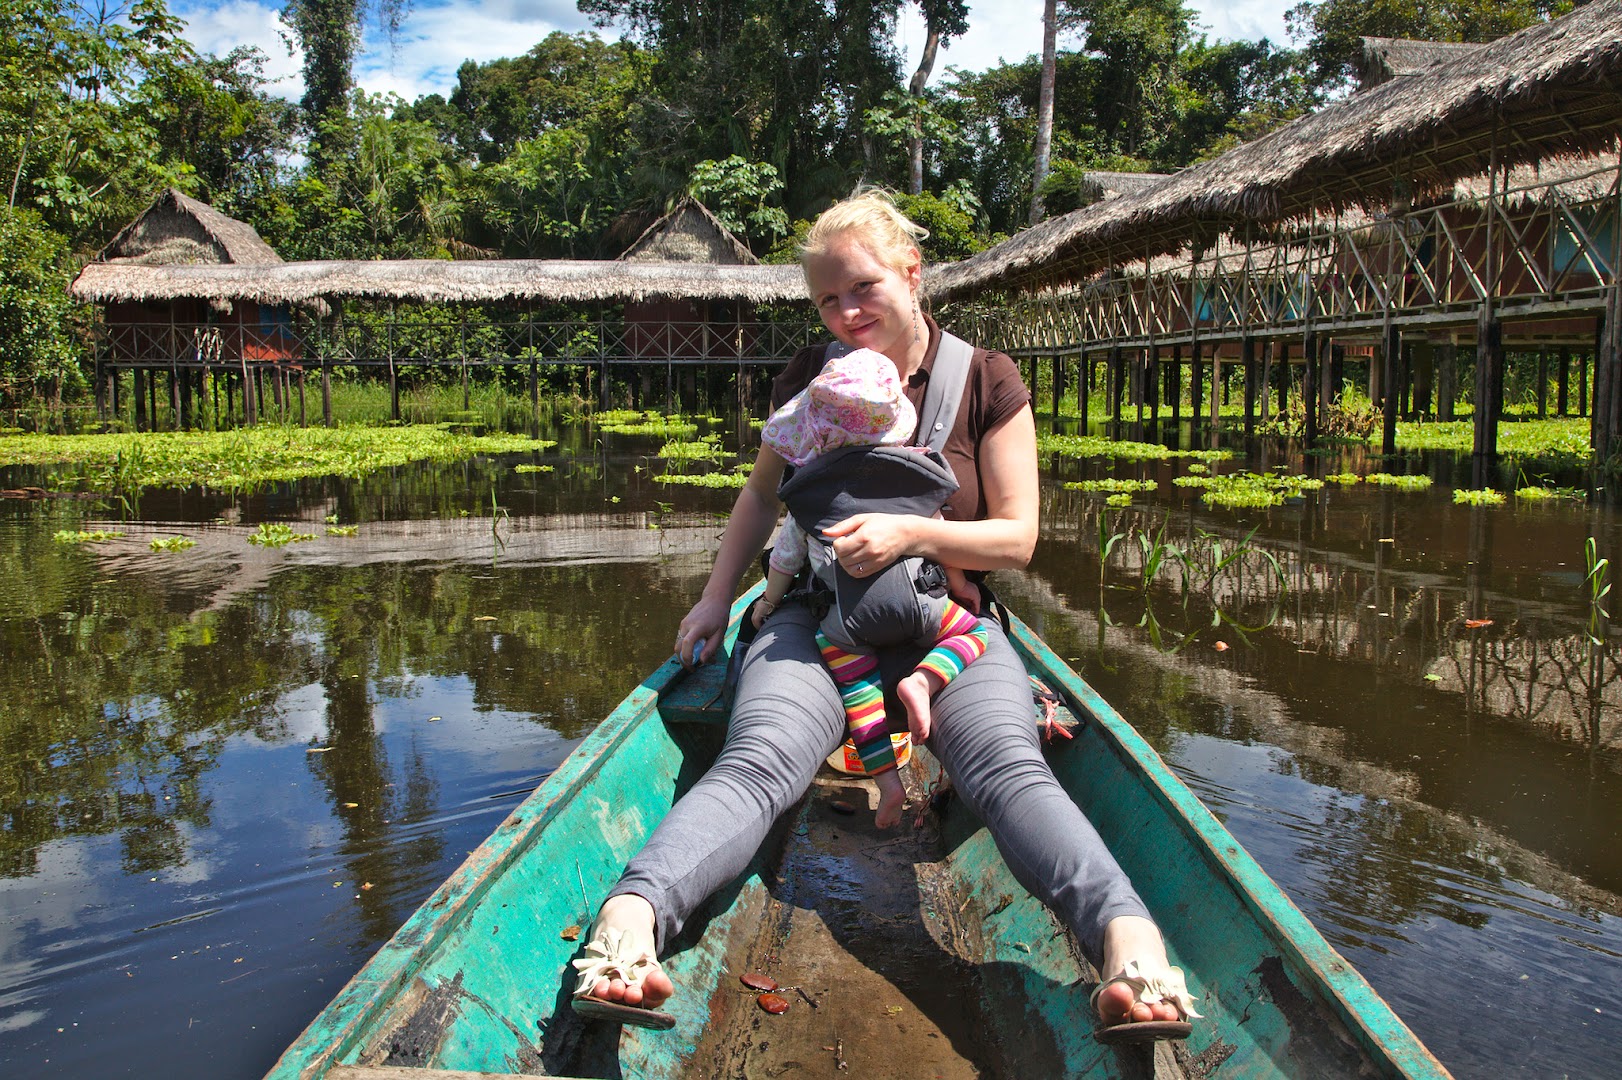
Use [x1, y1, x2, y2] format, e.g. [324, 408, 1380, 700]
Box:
[1, 442, 1620, 1078]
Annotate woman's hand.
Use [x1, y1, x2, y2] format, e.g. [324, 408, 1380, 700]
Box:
[822, 513, 921, 577]
[675, 594, 730, 667]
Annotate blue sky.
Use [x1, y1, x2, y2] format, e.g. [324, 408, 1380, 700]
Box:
[172, 0, 1295, 105]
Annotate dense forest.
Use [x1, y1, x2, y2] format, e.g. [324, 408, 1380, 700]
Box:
[0, 0, 1570, 406]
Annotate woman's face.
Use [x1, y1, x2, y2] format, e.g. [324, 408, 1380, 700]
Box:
[803, 232, 921, 361]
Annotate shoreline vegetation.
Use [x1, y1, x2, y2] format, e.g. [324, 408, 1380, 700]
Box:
[0, 393, 1599, 498]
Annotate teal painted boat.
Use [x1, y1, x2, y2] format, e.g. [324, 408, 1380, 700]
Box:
[267, 589, 1454, 1079]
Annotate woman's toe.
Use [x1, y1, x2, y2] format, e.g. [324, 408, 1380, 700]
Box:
[1094, 979, 1138, 1025]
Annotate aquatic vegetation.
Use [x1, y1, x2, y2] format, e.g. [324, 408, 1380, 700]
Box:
[1453, 488, 1506, 506]
[248, 522, 316, 547]
[148, 536, 196, 552]
[515, 464, 555, 474]
[1038, 432, 1231, 465]
[596, 410, 704, 437]
[1174, 470, 1323, 509]
[657, 435, 727, 463]
[0, 426, 557, 492]
[654, 464, 752, 489]
[1585, 537, 1611, 646]
[1365, 473, 1433, 491]
[1063, 478, 1158, 495]
[53, 529, 126, 543]
[1185, 462, 1209, 475]
[326, 525, 359, 536]
[1395, 418, 1592, 464]
[1325, 473, 1361, 485]
[1105, 493, 1133, 507]
[1513, 486, 1564, 501]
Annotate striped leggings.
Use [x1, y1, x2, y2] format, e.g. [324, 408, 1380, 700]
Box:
[817, 599, 988, 774]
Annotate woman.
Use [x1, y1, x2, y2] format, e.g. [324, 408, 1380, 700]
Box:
[572, 191, 1199, 1039]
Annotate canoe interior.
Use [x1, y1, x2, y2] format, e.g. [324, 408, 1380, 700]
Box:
[267, 593, 1452, 1080]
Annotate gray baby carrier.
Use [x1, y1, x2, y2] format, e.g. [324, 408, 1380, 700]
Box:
[776, 333, 974, 648]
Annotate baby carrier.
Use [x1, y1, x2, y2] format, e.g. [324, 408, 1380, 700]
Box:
[776, 333, 974, 649]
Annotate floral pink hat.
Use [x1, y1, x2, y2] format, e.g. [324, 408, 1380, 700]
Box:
[761, 348, 916, 467]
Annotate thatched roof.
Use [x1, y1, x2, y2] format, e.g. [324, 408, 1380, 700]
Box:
[1080, 172, 1169, 203]
[619, 197, 759, 265]
[1355, 37, 1487, 89]
[929, 0, 1622, 301]
[97, 189, 282, 267]
[69, 258, 809, 306]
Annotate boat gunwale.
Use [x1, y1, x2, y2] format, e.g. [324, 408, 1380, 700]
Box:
[1006, 616, 1453, 1079]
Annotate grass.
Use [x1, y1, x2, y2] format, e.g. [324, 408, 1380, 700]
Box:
[0, 425, 556, 491]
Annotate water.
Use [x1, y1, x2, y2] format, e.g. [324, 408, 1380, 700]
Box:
[1, 425, 1619, 1078]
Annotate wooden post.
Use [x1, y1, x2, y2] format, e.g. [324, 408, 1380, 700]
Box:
[1169, 344, 1182, 426]
[1242, 336, 1257, 437]
[1438, 342, 1456, 420]
[298, 370, 307, 426]
[1557, 345, 1571, 416]
[1051, 353, 1066, 419]
[1109, 346, 1124, 424]
[1077, 347, 1090, 424]
[1303, 332, 1318, 447]
[1190, 340, 1203, 428]
[134, 367, 147, 431]
[1278, 340, 1291, 415]
[1146, 345, 1159, 424]
[1209, 346, 1222, 434]
[322, 358, 333, 427]
[1474, 312, 1503, 467]
[1382, 321, 1400, 456]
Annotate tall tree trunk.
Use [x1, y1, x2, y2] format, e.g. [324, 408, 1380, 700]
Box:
[907, 26, 943, 195]
[1030, 0, 1058, 225]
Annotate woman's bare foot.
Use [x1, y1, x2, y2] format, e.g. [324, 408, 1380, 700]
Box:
[896, 670, 938, 742]
[1094, 915, 1199, 1024]
[873, 769, 907, 829]
[583, 894, 674, 1008]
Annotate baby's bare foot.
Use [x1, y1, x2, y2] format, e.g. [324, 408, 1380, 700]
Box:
[897, 672, 933, 743]
[874, 770, 906, 829]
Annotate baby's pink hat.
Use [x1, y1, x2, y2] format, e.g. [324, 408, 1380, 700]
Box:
[762, 348, 916, 467]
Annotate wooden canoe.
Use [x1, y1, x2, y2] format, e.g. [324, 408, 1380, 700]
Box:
[267, 590, 1454, 1080]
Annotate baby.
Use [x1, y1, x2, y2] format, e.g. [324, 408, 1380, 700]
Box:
[753, 348, 987, 828]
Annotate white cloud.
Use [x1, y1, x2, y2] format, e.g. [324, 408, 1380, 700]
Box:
[176, 0, 1292, 107]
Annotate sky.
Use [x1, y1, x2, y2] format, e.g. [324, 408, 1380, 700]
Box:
[172, 0, 1296, 106]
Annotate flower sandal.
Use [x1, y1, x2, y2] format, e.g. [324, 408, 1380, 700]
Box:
[1090, 959, 1201, 1044]
[570, 926, 675, 1030]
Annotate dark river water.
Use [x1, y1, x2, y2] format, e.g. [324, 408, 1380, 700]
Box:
[2, 418, 1620, 1079]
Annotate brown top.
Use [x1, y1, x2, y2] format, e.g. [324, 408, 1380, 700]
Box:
[770, 317, 1032, 522]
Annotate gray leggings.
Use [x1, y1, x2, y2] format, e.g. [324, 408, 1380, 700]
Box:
[609, 603, 1151, 968]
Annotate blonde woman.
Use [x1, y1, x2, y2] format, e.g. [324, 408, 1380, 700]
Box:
[572, 191, 1199, 1042]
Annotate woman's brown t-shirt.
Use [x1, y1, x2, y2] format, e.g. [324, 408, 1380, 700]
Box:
[770, 318, 1032, 523]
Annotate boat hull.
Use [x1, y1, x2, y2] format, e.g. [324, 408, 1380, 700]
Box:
[267, 595, 1452, 1079]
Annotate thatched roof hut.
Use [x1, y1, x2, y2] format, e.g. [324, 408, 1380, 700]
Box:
[619, 197, 759, 265]
[929, 0, 1622, 301]
[1354, 37, 1487, 89]
[70, 259, 808, 307]
[97, 188, 282, 267]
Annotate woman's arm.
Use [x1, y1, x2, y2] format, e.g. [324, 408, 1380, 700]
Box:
[822, 404, 1038, 575]
[676, 445, 789, 665]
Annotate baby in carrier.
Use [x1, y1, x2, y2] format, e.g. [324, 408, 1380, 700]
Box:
[753, 349, 989, 829]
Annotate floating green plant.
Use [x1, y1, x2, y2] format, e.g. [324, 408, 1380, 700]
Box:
[1105, 493, 1133, 507]
[1063, 478, 1158, 495]
[53, 529, 126, 543]
[1366, 473, 1433, 491]
[1185, 462, 1209, 475]
[0, 425, 557, 492]
[1396, 418, 1591, 464]
[1325, 473, 1361, 485]
[515, 464, 554, 474]
[1453, 488, 1506, 506]
[149, 536, 196, 552]
[1173, 470, 1322, 509]
[654, 465, 752, 489]
[657, 435, 727, 463]
[325, 525, 359, 536]
[248, 522, 316, 547]
[1514, 486, 1563, 501]
[1038, 433, 1231, 464]
[596, 410, 703, 437]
